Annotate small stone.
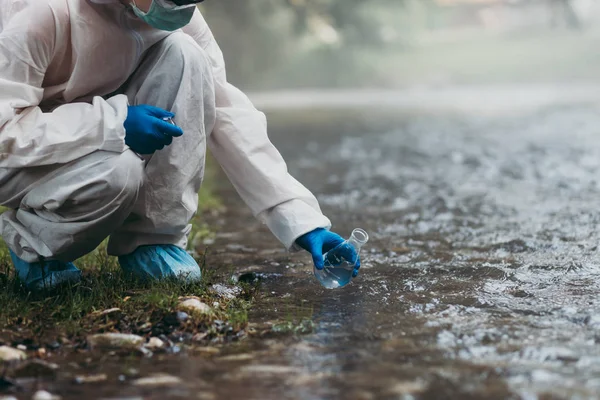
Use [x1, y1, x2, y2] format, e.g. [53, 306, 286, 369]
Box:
[192, 332, 208, 342]
[37, 348, 47, 358]
[132, 374, 183, 387]
[0, 346, 27, 363]
[218, 353, 255, 362]
[46, 341, 60, 350]
[87, 333, 144, 351]
[13, 359, 58, 378]
[58, 337, 70, 345]
[213, 320, 233, 334]
[192, 346, 220, 356]
[163, 311, 189, 326]
[32, 391, 61, 400]
[16, 344, 27, 351]
[178, 298, 211, 315]
[290, 372, 332, 387]
[0, 396, 18, 400]
[90, 308, 122, 319]
[145, 337, 165, 350]
[388, 380, 426, 395]
[210, 284, 242, 300]
[238, 365, 302, 376]
[74, 373, 108, 384]
[224, 244, 255, 253]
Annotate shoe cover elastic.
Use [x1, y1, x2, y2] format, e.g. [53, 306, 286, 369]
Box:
[118, 244, 201, 283]
[9, 250, 82, 291]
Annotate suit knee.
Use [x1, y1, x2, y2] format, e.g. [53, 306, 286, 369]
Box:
[153, 32, 213, 81]
[105, 150, 144, 205]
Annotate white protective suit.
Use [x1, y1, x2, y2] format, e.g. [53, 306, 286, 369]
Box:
[0, 0, 331, 262]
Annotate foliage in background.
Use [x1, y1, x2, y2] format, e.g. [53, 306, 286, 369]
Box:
[200, 0, 598, 89]
[200, 0, 407, 89]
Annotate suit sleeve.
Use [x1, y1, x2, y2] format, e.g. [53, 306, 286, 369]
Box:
[183, 10, 331, 250]
[0, 4, 128, 168]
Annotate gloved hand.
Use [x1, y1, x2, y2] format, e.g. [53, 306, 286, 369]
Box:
[296, 228, 361, 277]
[124, 105, 184, 154]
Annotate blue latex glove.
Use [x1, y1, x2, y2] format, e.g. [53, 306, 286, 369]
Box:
[296, 228, 361, 277]
[124, 105, 184, 154]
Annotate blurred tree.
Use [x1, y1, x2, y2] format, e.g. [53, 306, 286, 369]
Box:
[200, 0, 407, 88]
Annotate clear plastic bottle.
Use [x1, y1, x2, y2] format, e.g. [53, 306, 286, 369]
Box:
[314, 228, 369, 289]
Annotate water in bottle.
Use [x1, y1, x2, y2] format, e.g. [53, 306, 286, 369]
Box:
[314, 228, 369, 289]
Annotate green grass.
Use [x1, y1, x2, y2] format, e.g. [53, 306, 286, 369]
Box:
[0, 159, 254, 346]
[0, 240, 253, 345]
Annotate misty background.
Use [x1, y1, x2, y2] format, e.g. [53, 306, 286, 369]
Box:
[200, 0, 600, 90]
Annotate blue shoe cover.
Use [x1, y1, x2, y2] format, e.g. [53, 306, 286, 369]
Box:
[9, 250, 82, 291]
[118, 245, 201, 283]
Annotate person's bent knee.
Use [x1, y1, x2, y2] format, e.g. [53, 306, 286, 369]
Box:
[102, 150, 144, 205]
[156, 32, 212, 74]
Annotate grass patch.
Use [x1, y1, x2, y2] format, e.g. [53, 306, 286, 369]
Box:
[0, 158, 253, 349]
[0, 240, 254, 348]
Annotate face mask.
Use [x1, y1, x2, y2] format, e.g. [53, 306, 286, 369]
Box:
[131, 0, 196, 31]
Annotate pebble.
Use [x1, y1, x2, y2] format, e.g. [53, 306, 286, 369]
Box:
[192, 332, 208, 342]
[224, 244, 255, 253]
[32, 390, 61, 400]
[192, 346, 220, 356]
[178, 298, 212, 315]
[210, 284, 242, 300]
[145, 337, 165, 350]
[237, 365, 303, 376]
[289, 372, 332, 386]
[218, 353, 255, 362]
[90, 308, 122, 318]
[16, 345, 27, 351]
[132, 374, 183, 387]
[87, 333, 144, 351]
[46, 341, 61, 350]
[74, 373, 108, 384]
[388, 380, 426, 395]
[163, 311, 189, 326]
[0, 346, 27, 363]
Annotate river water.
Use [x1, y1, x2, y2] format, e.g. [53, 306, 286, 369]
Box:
[14, 86, 600, 400]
